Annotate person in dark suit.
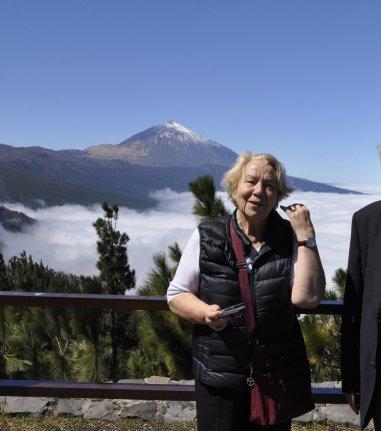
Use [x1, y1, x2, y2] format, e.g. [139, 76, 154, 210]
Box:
[341, 200, 381, 429]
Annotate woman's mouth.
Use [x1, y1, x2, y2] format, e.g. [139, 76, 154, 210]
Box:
[248, 201, 263, 207]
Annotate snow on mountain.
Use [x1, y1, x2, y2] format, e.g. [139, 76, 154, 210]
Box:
[127, 120, 221, 149]
[85, 121, 237, 167]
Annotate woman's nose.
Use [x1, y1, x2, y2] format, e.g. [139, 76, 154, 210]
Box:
[252, 181, 264, 196]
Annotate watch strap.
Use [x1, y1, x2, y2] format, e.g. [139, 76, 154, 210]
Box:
[297, 237, 316, 248]
[297, 240, 308, 247]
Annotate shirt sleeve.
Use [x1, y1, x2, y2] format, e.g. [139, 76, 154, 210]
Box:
[166, 228, 200, 303]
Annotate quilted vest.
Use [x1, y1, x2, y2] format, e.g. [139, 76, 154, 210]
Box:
[192, 211, 296, 390]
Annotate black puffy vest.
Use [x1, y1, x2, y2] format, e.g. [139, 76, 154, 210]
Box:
[192, 211, 296, 390]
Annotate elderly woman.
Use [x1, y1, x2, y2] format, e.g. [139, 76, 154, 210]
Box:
[167, 152, 325, 431]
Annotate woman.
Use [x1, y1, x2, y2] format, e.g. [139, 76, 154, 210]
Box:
[167, 152, 325, 431]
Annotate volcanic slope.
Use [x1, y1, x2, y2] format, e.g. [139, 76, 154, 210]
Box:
[85, 120, 237, 167]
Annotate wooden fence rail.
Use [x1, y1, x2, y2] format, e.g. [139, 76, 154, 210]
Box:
[0, 292, 345, 403]
[0, 291, 342, 314]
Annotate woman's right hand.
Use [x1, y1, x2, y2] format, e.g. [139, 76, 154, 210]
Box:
[168, 293, 230, 328]
[205, 304, 230, 331]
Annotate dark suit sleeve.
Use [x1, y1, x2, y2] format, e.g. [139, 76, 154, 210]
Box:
[341, 212, 363, 393]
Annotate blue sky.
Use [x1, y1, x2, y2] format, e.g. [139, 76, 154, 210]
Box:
[1, 0, 380, 184]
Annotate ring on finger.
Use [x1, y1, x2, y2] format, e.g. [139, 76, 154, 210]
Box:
[289, 203, 303, 211]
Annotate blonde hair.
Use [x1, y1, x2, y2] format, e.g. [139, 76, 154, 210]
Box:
[222, 152, 293, 205]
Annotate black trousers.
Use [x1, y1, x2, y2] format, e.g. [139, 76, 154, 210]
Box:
[195, 380, 292, 431]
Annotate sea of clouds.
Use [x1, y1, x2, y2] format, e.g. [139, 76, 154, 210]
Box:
[1, 184, 381, 293]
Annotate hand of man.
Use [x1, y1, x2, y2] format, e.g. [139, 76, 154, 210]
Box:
[280, 203, 315, 241]
[205, 304, 230, 331]
[345, 392, 360, 415]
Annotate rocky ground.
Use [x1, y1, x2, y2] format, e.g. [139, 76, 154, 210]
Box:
[0, 380, 370, 430]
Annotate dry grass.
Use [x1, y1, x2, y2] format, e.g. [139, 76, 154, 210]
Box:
[0, 415, 193, 431]
[0, 416, 358, 431]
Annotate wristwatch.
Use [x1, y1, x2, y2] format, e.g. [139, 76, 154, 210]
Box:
[297, 237, 316, 248]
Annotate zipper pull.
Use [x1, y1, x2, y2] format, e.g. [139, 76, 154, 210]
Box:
[247, 362, 255, 387]
[245, 257, 253, 272]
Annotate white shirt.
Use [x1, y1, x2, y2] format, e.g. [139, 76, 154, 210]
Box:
[167, 229, 297, 303]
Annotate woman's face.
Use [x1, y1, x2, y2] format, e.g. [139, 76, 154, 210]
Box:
[235, 159, 279, 222]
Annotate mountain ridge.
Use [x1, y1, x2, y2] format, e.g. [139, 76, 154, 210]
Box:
[0, 205, 36, 232]
[0, 121, 362, 209]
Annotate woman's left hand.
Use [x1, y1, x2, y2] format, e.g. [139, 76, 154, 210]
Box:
[280, 203, 315, 241]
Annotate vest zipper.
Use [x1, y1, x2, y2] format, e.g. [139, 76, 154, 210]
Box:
[247, 362, 255, 387]
[250, 265, 257, 323]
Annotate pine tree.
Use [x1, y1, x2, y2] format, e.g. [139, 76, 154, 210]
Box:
[3, 252, 78, 380]
[0, 252, 10, 376]
[0, 252, 10, 291]
[70, 277, 108, 382]
[0, 253, 32, 378]
[189, 174, 228, 221]
[0, 253, 7, 377]
[93, 202, 136, 382]
[300, 268, 346, 382]
[129, 244, 192, 378]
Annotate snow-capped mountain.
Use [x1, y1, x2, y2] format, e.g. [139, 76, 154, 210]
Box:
[0, 121, 362, 209]
[85, 120, 237, 167]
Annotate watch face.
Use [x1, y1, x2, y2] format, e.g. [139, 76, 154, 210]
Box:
[306, 237, 316, 248]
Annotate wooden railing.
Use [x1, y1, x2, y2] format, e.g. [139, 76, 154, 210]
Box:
[0, 292, 345, 403]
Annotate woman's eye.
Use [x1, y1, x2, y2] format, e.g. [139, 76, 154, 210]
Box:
[265, 183, 275, 189]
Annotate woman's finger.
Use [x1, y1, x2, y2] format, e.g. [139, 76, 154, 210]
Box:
[280, 205, 295, 215]
[280, 204, 304, 214]
[211, 318, 229, 331]
[205, 307, 230, 330]
[205, 305, 222, 324]
[281, 204, 311, 221]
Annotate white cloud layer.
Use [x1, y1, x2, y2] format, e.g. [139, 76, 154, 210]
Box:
[1, 185, 381, 293]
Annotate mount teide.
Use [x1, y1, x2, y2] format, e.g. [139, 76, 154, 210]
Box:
[85, 120, 237, 167]
[0, 121, 360, 209]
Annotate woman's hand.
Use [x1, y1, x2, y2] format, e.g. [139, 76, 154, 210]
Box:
[280, 203, 315, 241]
[205, 304, 230, 331]
[168, 293, 230, 329]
